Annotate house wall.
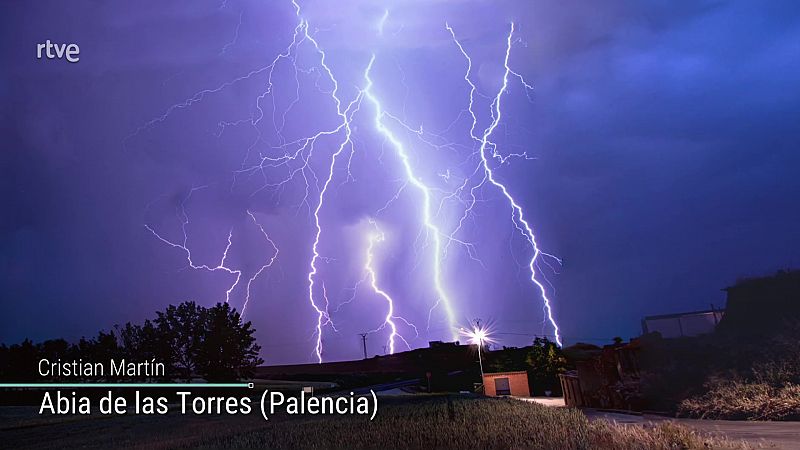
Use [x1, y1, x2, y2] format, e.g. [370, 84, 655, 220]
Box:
[483, 371, 531, 397]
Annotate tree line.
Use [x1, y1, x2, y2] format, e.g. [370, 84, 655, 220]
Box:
[0, 301, 263, 382]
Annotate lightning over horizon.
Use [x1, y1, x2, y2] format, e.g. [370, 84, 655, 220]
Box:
[446, 23, 562, 346]
[362, 53, 460, 341]
[363, 219, 416, 355]
[131, 0, 563, 362]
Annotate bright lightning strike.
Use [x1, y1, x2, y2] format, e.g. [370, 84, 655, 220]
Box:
[297, 8, 365, 363]
[362, 55, 459, 341]
[447, 23, 563, 346]
[363, 220, 415, 354]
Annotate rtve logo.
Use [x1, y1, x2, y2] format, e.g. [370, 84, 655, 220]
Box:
[36, 40, 80, 63]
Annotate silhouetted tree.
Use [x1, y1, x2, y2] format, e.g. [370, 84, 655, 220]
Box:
[40, 339, 70, 361]
[0, 339, 39, 381]
[154, 301, 205, 381]
[0, 344, 7, 379]
[195, 302, 263, 381]
[114, 320, 172, 380]
[1, 301, 264, 383]
[92, 330, 120, 365]
[116, 319, 170, 378]
[526, 337, 567, 395]
[488, 346, 529, 373]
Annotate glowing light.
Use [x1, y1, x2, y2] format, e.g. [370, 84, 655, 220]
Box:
[459, 324, 495, 347]
[459, 322, 494, 379]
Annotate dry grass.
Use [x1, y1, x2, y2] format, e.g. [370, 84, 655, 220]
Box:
[679, 380, 800, 421]
[589, 420, 751, 450]
[172, 396, 749, 450]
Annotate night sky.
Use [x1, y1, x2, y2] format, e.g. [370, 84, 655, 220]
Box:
[1, 0, 799, 364]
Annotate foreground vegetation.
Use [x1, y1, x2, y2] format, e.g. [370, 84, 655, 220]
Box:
[679, 380, 800, 421]
[173, 396, 747, 450]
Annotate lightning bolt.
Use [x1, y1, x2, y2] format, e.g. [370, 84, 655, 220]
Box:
[144, 188, 278, 312]
[446, 23, 562, 346]
[363, 219, 417, 354]
[362, 54, 459, 340]
[377, 9, 390, 36]
[242, 210, 280, 317]
[294, 3, 365, 363]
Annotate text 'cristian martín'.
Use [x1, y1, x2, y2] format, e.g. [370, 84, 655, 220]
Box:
[38, 359, 165, 378]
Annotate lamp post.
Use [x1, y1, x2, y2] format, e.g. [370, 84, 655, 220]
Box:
[460, 321, 492, 393]
[475, 329, 485, 379]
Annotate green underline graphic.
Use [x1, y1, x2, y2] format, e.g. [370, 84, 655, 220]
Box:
[0, 383, 253, 388]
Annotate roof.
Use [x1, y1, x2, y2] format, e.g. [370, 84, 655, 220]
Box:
[643, 309, 723, 321]
[483, 371, 528, 377]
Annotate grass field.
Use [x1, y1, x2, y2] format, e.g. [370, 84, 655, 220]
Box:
[2, 395, 750, 449]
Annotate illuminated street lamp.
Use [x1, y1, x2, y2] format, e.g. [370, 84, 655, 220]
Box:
[460, 321, 494, 382]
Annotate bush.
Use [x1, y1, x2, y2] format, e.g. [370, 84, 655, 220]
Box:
[589, 420, 747, 450]
[679, 379, 800, 421]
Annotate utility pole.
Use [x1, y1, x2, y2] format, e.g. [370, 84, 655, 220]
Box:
[710, 303, 720, 326]
[474, 319, 485, 379]
[359, 333, 368, 359]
